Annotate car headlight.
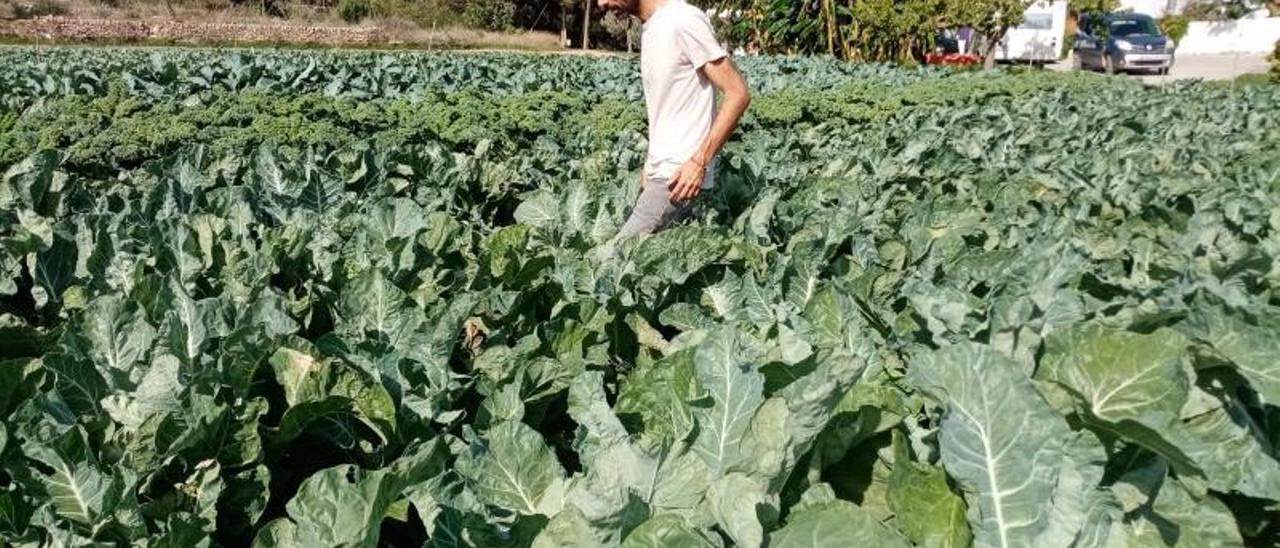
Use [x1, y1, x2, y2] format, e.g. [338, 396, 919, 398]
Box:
[1115, 40, 1133, 51]
[1166, 39, 1176, 50]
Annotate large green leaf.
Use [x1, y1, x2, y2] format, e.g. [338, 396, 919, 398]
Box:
[1171, 395, 1280, 500]
[1184, 303, 1280, 404]
[735, 346, 866, 492]
[20, 428, 139, 535]
[269, 347, 396, 444]
[81, 294, 155, 376]
[907, 343, 1069, 548]
[620, 514, 717, 548]
[31, 233, 77, 309]
[252, 440, 445, 548]
[157, 277, 229, 367]
[337, 271, 413, 338]
[456, 420, 566, 516]
[1121, 477, 1244, 547]
[567, 370, 631, 466]
[615, 349, 698, 443]
[768, 500, 909, 548]
[1037, 326, 1199, 475]
[691, 329, 765, 476]
[2, 149, 63, 214]
[1035, 431, 1109, 547]
[706, 472, 772, 548]
[887, 434, 970, 548]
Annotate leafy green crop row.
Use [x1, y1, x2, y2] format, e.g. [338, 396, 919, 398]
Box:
[0, 70, 1103, 178]
[0, 47, 945, 114]
[2, 48, 1280, 548]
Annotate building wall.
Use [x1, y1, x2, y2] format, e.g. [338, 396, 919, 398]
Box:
[1177, 17, 1280, 54]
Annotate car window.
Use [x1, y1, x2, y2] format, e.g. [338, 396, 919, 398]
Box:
[1109, 18, 1159, 36]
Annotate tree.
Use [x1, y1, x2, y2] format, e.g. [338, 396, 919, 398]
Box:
[1183, 0, 1263, 20]
[602, 11, 641, 52]
[560, 0, 577, 46]
[950, 0, 1034, 70]
[712, 0, 948, 62]
[1271, 38, 1280, 83]
[1067, 0, 1120, 15]
[582, 0, 592, 50]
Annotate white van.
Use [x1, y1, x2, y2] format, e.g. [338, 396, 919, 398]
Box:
[996, 1, 1070, 63]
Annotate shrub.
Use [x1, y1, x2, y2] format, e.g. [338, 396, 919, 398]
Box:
[12, 0, 67, 18]
[1227, 72, 1272, 87]
[1067, 0, 1119, 14]
[1159, 14, 1190, 44]
[460, 0, 516, 31]
[366, 0, 465, 28]
[338, 0, 372, 23]
[1183, 0, 1256, 20]
[1272, 39, 1280, 83]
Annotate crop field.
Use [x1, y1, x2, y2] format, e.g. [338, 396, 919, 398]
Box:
[1, 47, 1280, 547]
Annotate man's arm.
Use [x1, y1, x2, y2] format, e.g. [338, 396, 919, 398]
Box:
[668, 57, 751, 203]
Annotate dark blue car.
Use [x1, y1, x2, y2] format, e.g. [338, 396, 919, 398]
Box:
[1074, 13, 1175, 75]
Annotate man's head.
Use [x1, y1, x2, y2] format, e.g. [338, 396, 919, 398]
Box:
[597, 0, 641, 17]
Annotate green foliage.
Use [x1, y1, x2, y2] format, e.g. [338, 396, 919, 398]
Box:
[1159, 14, 1191, 42]
[1183, 0, 1260, 20]
[338, 0, 373, 23]
[460, 0, 517, 31]
[719, 0, 943, 62]
[1223, 72, 1274, 87]
[10, 0, 66, 18]
[2, 48, 1280, 547]
[844, 0, 949, 64]
[601, 11, 641, 52]
[1273, 39, 1280, 82]
[716, 0, 1032, 64]
[1067, 0, 1120, 13]
[365, 0, 467, 28]
[948, 0, 1031, 67]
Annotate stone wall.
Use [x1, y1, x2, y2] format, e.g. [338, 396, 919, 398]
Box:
[0, 16, 386, 45]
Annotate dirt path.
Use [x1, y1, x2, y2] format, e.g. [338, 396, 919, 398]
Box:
[1049, 52, 1271, 83]
[1136, 53, 1271, 84]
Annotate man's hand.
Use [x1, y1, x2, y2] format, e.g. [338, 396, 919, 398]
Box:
[668, 158, 707, 203]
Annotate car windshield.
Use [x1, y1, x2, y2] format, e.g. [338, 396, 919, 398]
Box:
[1109, 18, 1159, 36]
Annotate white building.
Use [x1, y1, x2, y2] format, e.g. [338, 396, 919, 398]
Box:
[1118, 0, 1188, 16]
[1115, 0, 1280, 54]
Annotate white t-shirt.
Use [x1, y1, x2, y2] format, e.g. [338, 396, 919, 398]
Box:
[640, 0, 728, 188]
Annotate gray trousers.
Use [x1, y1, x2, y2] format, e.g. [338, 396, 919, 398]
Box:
[618, 176, 697, 235]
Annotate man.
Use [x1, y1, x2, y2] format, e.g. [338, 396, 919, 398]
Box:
[600, 0, 751, 235]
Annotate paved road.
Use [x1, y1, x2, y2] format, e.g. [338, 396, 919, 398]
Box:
[1049, 53, 1271, 83]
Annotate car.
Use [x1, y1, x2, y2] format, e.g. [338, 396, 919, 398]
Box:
[1074, 12, 1175, 75]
